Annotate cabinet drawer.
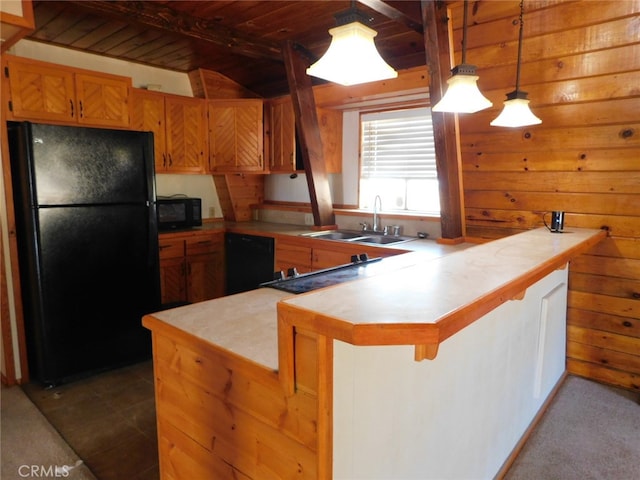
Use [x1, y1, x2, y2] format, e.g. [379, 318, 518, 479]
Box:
[159, 239, 185, 259]
[186, 235, 222, 256]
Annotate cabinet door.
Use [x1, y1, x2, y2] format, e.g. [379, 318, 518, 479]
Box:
[267, 98, 341, 174]
[159, 238, 187, 305]
[208, 99, 264, 172]
[131, 89, 167, 171]
[75, 72, 130, 127]
[186, 234, 224, 302]
[275, 240, 312, 274]
[318, 107, 342, 174]
[312, 243, 402, 271]
[312, 248, 357, 271]
[160, 257, 187, 305]
[187, 252, 224, 303]
[165, 96, 207, 173]
[6, 57, 76, 122]
[269, 98, 296, 172]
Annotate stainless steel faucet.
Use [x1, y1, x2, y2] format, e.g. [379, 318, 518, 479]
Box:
[373, 195, 382, 232]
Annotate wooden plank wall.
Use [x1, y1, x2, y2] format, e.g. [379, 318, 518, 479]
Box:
[450, 0, 639, 390]
[151, 331, 322, 479]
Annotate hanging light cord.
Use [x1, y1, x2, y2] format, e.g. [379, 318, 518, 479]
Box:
[460, 0, 469, 64]
[514, 0, 524, 91]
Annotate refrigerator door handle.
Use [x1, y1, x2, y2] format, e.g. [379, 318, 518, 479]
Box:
[148, 204, 157, 267]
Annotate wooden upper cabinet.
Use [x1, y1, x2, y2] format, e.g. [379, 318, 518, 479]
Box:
[317, 107, 342, 174]
[74, 72, 130, 127]
[208, 99, 264, 173]
[166, 96, 207, 173]
[5, 55, 130, 128]
[268, 96, 296, 172]
[131, 89, 206, 174]
[131, 89, 167, 172]
[266, 95, 342, 174]
[5, 56, 75, 122]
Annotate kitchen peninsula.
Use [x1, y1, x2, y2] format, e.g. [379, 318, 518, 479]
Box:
[142, 227, 606, 479]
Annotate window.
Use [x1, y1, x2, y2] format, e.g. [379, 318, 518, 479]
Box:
[359, 107, 440, 215]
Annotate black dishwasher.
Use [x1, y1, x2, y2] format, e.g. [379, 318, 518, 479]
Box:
[225, 233, 275, 294]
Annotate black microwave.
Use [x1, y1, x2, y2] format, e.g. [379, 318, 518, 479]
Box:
[157, 197, 202, 230]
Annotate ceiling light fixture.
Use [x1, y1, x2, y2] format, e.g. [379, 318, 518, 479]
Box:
[490, 0, 542, 127]
[306, 2, 397, 86]
[431, 0, 492, 114]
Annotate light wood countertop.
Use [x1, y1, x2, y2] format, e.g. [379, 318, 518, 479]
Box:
[278, 227, 606, 360]
[144, 287, 290, 371]
[145, 227, 606, 370]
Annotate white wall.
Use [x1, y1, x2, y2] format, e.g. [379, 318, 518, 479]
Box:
[10, 40, 193, 96]
[264, 172, 342, 205]
[340, 111, 360, 206]
[333, 268, 569, 478]
[156, 174, 222, 219]
[264, 173, 312, 203]
[1, 0, 24, 16]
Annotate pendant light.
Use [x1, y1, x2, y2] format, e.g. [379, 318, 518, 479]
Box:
[306, 2, 397, 86]
[431, 0, 492, 114]
[490, 0, 542, 127]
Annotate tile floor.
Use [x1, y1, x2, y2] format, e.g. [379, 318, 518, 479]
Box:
[22, 360, 158, 480]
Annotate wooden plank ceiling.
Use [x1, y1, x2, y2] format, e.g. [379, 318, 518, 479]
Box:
[27, 0, 426, 98]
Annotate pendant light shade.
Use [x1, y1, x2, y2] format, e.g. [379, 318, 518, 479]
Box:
[490, 90, 542, 127]
[431, 64, 493, 113]
[491, 0, 542, 127]
[306, 6, 397, 86]
[431, 0, 492, 114]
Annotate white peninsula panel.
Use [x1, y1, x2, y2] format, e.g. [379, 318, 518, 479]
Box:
[333, 267, 569, 479]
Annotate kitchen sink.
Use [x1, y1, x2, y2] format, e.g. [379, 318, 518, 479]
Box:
[302, 231, 364, 240]
[300, 230, 414, 245]
[354, 235, 412, 245]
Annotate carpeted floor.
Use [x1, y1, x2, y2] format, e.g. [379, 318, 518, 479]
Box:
[1, 385, 96, 480]
[505, 375, 640, 479]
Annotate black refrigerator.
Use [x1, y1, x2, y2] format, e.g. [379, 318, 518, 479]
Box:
[8, 121, 161, 386]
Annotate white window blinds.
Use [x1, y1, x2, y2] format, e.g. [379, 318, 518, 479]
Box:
[361, 108, 437, 180]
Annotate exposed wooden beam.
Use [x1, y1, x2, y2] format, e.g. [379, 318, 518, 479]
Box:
[282, 41, 335, 229]
[421, 0, 464, 240]
[68, 0, 283, 62]
[357, 0, 424, 34]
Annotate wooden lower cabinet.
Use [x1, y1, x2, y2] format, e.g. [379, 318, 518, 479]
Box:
[159, 231, 224, 305]
[275, 239, 312, 274]
[312, 247, 363, 271]
[275, 237, 403, 274]
[150, 328, 324, 479]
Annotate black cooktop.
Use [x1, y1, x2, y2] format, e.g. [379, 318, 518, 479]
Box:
[261, 255, 386, 294]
